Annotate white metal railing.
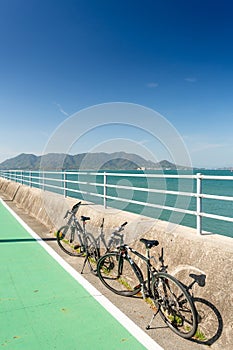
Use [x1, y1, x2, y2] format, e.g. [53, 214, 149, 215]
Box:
[1, 169, 233, 236]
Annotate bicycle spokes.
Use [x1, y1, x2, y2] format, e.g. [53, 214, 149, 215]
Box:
[56, 226, 84, 257]
[152, 273, 197, 338]
[97, 253, 142, 297]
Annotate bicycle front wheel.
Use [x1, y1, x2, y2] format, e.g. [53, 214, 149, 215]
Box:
[56, 225, 84, 257]
[152, 272, 197, 339]
[97, 252, 142, 297]
[85, 233, 100, 275]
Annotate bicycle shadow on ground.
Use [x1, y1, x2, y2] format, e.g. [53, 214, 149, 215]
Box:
[0, 237, 57, 244]
[186, 274, 223, 346]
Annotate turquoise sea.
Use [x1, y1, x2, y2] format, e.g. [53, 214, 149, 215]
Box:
[61, 169, 233, 239]
[18, 169, 233, 238]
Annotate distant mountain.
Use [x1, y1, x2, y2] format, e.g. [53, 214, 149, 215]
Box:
[0, 153, 39, 170]
[0, 152, 189, 171]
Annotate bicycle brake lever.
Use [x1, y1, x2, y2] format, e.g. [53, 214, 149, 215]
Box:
[100, 218, 104, 229]
[64, 210, 69, 219]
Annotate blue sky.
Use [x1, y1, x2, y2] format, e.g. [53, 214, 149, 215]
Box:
[0, 0, 233, 167]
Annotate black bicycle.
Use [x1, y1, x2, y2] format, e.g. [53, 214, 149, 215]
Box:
[97, 238, 198, 339]
[56, 202, 99, 274]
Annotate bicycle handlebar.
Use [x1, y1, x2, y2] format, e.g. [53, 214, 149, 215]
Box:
[100, 219, 127, 232]
[115, 221, 128, 233]
[64, 201, 82, 219]
[71, 201, 82, 212]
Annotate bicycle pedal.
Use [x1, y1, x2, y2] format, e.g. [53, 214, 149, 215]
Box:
[142, 288, 150, 298]
[134, 284, 141, 290]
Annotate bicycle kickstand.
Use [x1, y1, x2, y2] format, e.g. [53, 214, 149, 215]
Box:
[146, 308, 160, 330]
[80, 255, 89, 274]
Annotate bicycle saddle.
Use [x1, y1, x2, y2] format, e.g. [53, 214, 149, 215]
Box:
[140, 238, 159, 249]
[81, 216, 90, 221]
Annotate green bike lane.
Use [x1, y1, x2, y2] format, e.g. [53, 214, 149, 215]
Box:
[0, 199, 162, 350]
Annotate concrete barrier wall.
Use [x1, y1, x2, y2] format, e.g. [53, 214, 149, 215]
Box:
[0, 177, 232, 349]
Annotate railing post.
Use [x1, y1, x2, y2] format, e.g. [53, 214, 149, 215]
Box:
[63, 171, 67, 197]
[29, 171, 32, 187]
[42, 171, 45, 191]
[196, 173, 202, 235]
[103, 172, 107, 208]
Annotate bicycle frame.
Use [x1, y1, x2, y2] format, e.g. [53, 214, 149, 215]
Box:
[118, 244, 158, 298]
[60, 205, 94, 261]
[97, 240, 198, 339]
[66, 211, 86, 247]
[95, 219, 126, 253]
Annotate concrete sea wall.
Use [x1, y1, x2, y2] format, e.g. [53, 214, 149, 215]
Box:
[0, 178, 232, 349]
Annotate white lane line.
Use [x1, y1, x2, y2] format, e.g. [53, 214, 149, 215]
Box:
[1, 198, 164, 350]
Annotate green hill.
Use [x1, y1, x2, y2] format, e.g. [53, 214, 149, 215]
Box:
[0, 152, 187, 171]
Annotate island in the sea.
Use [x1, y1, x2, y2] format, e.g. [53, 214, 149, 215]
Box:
[0, 152, 192, 171]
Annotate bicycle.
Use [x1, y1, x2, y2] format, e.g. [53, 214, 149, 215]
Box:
[80, 218, 127, 273]
[97, 238, 198, 339]
[95, 218, 127, 253]
[56, 202, 99, 274]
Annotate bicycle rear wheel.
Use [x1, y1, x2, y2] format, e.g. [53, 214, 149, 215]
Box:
[97, 252, 142, 297]
[152, 272, 197, 339]
[56, 225, 84, 257]
[85, 233, 100, 275]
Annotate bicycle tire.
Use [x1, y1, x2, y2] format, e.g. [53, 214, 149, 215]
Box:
[56, 225, 84, 257]
[97, 252, 142, 296]
[152, 272, 198, 339]
[85, 233, 100, 275]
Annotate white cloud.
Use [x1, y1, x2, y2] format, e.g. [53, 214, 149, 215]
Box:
[184, 77, 197, 83]
[183, 134, 227, 152]
[182, 134, 233, 167]
[191, 142, 226, 153]
[146, 82, 159, 88]
[54, 102, 69, 117]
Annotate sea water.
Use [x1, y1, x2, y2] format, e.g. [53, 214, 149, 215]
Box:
[24, 169, 233, 238]
[63, 169, 233, 238]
